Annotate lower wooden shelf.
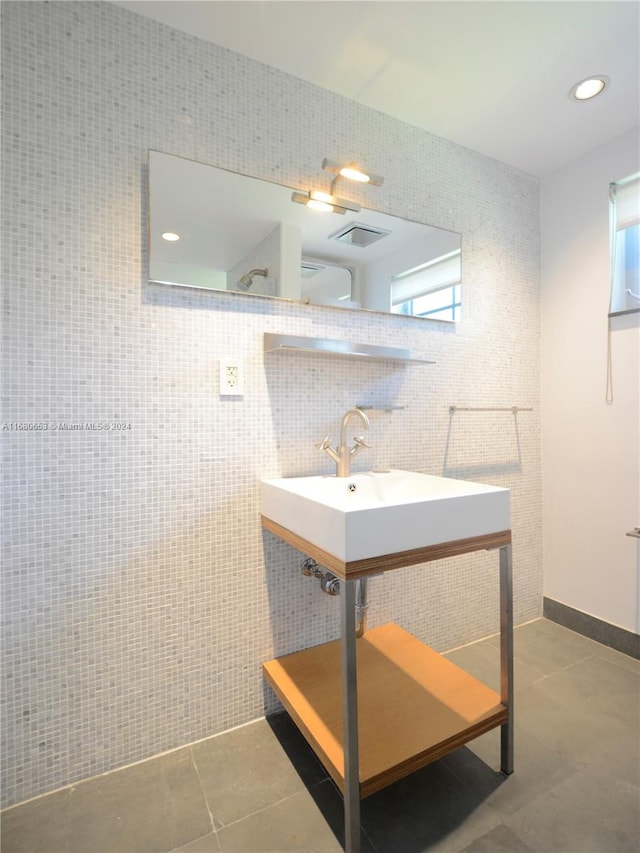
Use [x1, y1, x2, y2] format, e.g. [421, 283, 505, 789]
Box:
[263, 622, 507, 798]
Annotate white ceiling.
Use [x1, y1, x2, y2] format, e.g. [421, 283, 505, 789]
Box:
[116, 0, 639, 176]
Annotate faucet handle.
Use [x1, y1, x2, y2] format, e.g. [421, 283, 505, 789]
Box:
[317, 435, 341, 465]
[350, 435, 372, 458]
[353, 435, 372, 449]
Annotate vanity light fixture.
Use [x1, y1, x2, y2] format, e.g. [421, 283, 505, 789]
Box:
[291, 189, 361, 215]
[569, 75, 609, 101]
[290, 157, 382, 215]
[161, 231, 181, 241]
[322, 158, 384, 186]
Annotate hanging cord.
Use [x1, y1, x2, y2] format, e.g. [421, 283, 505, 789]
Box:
[606, 181, 616, 404]
[605, 315, 613, 403]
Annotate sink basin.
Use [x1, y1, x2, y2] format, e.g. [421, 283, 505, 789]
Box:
[261, 469, 510, 562]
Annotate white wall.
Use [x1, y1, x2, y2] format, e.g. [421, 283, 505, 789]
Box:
[541, 128, 640, 633]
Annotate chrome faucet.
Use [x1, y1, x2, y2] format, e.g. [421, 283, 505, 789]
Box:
[317, 408, 371, 477]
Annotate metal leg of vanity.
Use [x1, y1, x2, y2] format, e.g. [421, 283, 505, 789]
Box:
[499, 542, 514, 775]
[341, 578, 361, 853]
[339, 544, 514, 853]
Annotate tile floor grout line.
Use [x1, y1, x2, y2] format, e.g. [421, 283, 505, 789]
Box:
[533, 652, 603, 685]
[592, 647, 640, 670]
[444, 616, 544, 656]
[188, 744, 217, 840]
[212, 788, 315, 833]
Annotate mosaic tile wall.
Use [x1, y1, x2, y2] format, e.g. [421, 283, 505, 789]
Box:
[1, 1, 541, 806]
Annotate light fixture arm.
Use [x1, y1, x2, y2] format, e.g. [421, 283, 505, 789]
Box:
[330, 173, 345, 195]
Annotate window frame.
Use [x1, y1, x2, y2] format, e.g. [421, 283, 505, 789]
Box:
[609, 172, 640, 318]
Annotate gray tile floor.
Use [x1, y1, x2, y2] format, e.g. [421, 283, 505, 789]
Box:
[1, 618, 638, 853]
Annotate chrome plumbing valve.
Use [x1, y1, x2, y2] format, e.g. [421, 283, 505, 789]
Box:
[320, 573, 340, 596]
[300, 558, 340, 595]
[301, 557, 324, 578]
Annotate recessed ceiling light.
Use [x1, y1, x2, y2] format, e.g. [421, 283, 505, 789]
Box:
[569, 76, 609, 101]
[161, 231, 180, 241]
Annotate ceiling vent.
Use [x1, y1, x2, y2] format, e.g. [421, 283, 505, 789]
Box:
[329, 222, 391, 248]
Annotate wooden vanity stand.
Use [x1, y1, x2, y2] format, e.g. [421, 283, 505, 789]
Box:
[262, 516, 514, 853]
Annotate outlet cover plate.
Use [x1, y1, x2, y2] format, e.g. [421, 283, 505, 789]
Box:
[220, 358, 244, 396]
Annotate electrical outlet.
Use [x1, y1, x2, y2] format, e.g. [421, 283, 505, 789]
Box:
[219, 358, 244, 396]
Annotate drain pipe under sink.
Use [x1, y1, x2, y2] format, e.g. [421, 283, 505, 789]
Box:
[300, 558, 370, 637]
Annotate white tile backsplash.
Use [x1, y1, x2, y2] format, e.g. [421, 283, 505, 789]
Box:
[1, 0, 541, 806]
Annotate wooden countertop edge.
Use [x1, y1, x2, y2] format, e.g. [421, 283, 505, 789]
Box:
[261, 515, 512, 579]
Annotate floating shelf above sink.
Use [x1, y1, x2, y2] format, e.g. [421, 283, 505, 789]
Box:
[263, 333, 435, 364]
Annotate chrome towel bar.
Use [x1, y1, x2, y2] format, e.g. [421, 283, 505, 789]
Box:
[449, 406, 534, 414]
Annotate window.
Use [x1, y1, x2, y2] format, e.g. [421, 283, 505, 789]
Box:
[391, 250, 461, 322]
[609, 173, 640, 316]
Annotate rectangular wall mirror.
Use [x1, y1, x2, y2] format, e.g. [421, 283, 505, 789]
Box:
[148, 151, 462, 322]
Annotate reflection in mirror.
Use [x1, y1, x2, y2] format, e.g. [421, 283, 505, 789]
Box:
[148, 151, 462, 321]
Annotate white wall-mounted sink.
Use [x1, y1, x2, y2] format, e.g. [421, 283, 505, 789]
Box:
[261, 469, 510, 562]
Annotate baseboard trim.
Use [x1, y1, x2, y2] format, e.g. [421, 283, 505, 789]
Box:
[543, 597, 639, 660]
